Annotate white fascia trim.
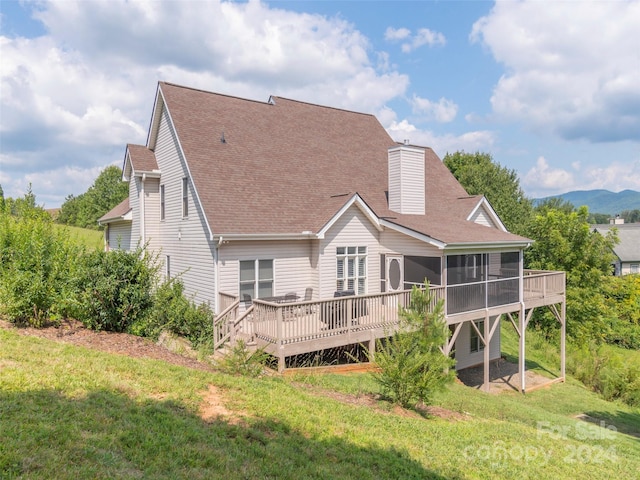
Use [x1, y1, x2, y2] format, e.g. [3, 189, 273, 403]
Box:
[316, 194, 382, 239]
[467, 196, 508, 232]
[213, 233, 316, 242]
[444, 241, 531, 252]
[98, 210, 133, 226]
[133, 170, 162, 179]
[154, 85, 214, 241]
[146, 84, 165, 151]
[378, 219, 446, 249]
[388, 144, 425, 154]
[123, 150, 133, 181]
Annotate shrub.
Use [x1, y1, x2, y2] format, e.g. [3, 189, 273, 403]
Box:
[131, 278, 214, 349]
[0, 203, 82, 326]
[75, 247, 157, 332]
[567, 341, 640, 406]
[215, 339, 269, 377]
[370, 283, 455, 408]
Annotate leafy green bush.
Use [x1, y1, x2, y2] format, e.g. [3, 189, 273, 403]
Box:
[567, 342, 639, 406]
[131, 278, 214, 349]
[370, 284, 455, 408]
[75, 247, 157, 332]
[0, 202, 82, 326]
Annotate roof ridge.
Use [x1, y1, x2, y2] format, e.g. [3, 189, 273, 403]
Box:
[269, 95, 377, 118]
[159, 81, 270, 107]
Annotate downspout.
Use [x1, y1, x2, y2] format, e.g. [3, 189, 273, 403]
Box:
[140, 173, 146, 244]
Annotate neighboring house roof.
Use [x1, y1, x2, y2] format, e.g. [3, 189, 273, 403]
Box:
[136, 81, 530, 247]
[593, 224, 640, 262]
[98, 198, 132, 225]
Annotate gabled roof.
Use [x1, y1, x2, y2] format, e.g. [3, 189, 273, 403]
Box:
[594, 224, 640, 262]
[142, 81, 529, 247]
[98, 198, 131, 224]
[123, 144, 159, 181]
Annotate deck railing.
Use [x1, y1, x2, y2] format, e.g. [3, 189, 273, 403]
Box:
[248, 287, 446, 346]
[523, 270, 565, 300]
[213, 299, 241, 350]
[219, 291, 238, 312]
[219, 271, 565, 352]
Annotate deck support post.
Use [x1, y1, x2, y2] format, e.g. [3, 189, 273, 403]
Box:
[368, 330, 376, 362]
[561, 300, 566, 382]
[483, 311, 490, 392]
[519, 302, 526, 393]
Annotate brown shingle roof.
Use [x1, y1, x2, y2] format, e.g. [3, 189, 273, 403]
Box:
[128, 144, 158, 172]
[155, 82, 528, 246]
[98, 197, 130, 224]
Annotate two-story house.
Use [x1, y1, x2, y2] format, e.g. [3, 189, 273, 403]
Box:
[100, 82, 566, 390]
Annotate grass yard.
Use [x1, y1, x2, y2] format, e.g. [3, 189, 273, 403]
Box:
[54, 224, 103, 250]
[1, 327, 638, 479]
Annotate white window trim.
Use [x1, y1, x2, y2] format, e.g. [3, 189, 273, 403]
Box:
[239, 259, 274, 301]
[336, 246, 367, 295]
[160, 184, 165, 221]
[181, 177, 189, 218]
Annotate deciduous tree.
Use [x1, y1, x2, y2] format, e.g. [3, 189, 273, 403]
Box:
[443, 151, 533, 235]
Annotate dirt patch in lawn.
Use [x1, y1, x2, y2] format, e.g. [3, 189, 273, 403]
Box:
[0, 318, 215, 373]
[456, 357, 561, 393]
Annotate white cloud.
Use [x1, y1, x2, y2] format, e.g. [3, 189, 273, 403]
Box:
[384, 116, 495, 157]
[1, 0, 411, 206]
[471, 0, 640, 143]
[523, 157, 575, 195]
[580, 160, 640, 193]
[385, 26, 445, 53]
[412, 95, 458, 123]
[384, 27, 411, 41]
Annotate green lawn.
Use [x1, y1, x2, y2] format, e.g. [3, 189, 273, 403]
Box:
[54, 224, 103, 250]
[1, 328, 638, 479]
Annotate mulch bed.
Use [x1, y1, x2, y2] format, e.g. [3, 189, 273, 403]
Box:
[0, 318, 215, 372]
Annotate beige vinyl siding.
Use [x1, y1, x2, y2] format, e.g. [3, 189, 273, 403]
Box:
[319, 205, 381, 299]
[380, 229, 442, 258]
[453, 318, 501, 370]
[151, 108, 217, 307]
[388, 146, 425, 215]
[129, 176, 141, 245]
[143, 178, 161, 252]
[470, 206, 497, 228]
[218, 240, 315, 300]
[107, 222, 132, 251]
[621, 262, 640, 275]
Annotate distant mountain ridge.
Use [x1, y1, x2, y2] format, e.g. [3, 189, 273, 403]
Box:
[534, 189, 640, 215]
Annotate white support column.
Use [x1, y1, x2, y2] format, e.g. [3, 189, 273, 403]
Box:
[483, 311, 490, 392]
[519, 302, 526, 393]
[561, 300, 566, 381]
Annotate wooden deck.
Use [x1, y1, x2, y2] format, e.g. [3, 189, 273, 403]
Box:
[214, 270, 566, 371]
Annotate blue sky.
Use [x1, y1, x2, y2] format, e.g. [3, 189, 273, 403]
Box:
[1, 0, 639, 208]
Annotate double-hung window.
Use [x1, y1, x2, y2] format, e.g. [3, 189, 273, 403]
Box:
[336, 246, 367, 294]
[182, 177, 189, 218]
[239, 259, 274, 301]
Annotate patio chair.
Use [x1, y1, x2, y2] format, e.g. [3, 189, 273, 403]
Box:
[243, 293, 252, 304]
[304, 287, 313, 301]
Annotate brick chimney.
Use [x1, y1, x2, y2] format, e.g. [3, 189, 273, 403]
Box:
[388, 144, 425, 215]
